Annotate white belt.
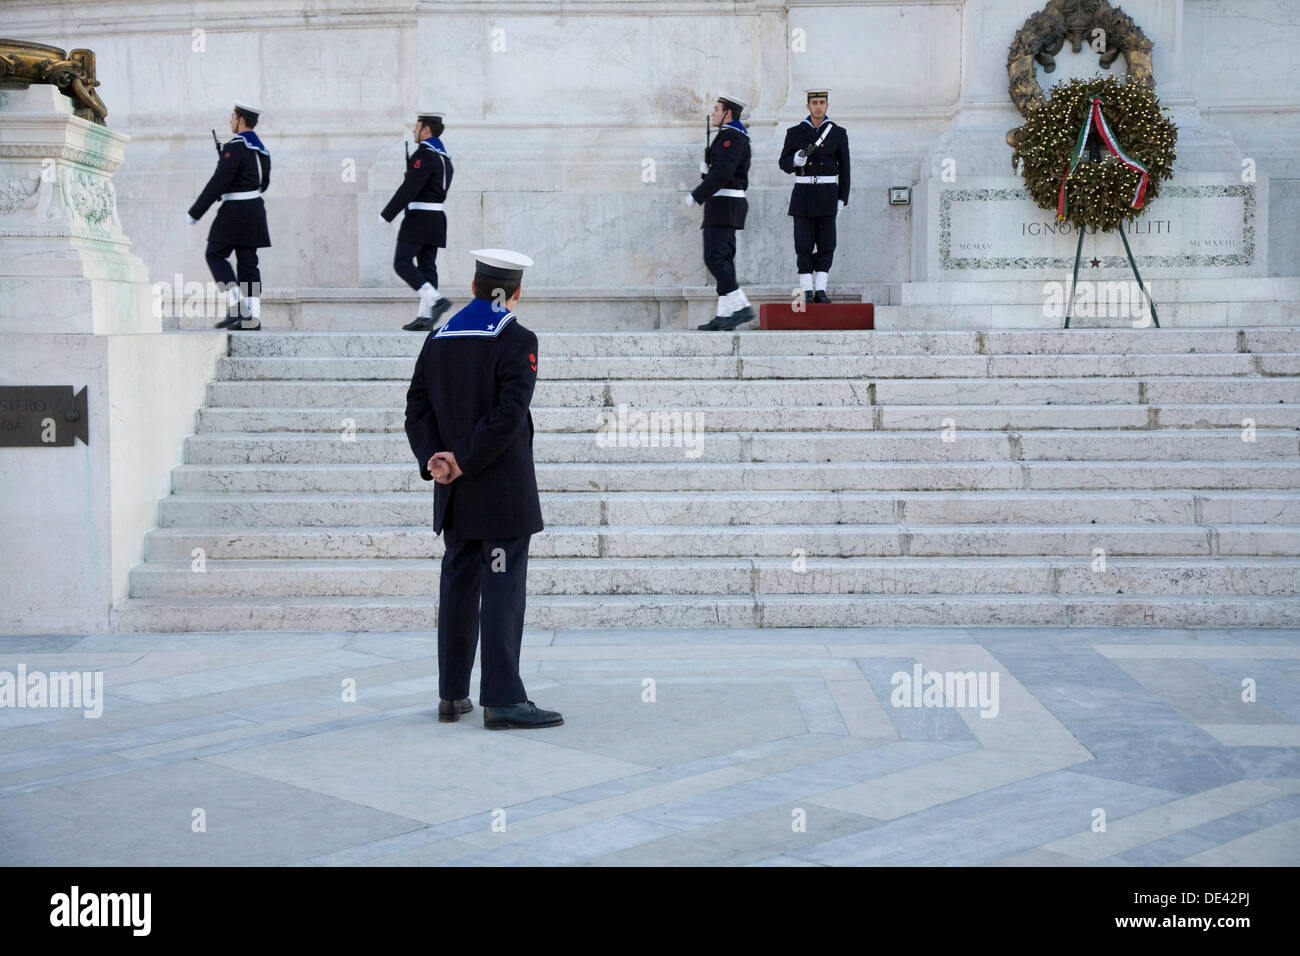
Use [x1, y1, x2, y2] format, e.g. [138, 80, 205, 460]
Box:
[220, 190, 261, 201]
[795, 175, 838, 185]
[407, 202, 444, 211]
[713, 189, 746, 198]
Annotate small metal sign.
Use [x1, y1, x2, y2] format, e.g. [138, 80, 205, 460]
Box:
[0, 386, 89, 447]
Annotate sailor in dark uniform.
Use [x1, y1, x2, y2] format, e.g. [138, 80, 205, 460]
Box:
[404, 249, 562, 730]
[779, 87, 850, 303]
[687, 94, 756, 331]
[381, 110, 455, 332]
[188, 100, 271, 330]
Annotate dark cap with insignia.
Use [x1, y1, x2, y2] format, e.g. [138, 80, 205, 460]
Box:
[471, 248, 534, 283]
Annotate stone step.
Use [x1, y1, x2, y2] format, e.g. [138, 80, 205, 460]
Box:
[109, 592, 1300, 632]
[169, 460, 1300, 494]
[223, 327, 1300, 358]
[893, 278, 1300, 307]
[126, 556, 1300, 599]
[212, 352, 1297, 381]
[153, 490, 1300, 528]
[179, 429, 1299, 465]
[873, 301, 1300, 330]
[206, 376, 1300, 407]
[194, 403, 1300, 433]
[139, 524, 1300, 560]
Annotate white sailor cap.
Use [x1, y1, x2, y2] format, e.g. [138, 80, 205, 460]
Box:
[804, 87, 831, 99]
[233, 100, 263, 116]
[471, 248, 533, 282]
[417, 108, 446, 122]
[716, 93, 748, 112]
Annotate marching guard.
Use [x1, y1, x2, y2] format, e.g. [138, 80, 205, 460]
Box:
[381, 110, 455, 331]
[778, 87, 850, 302]
[188, 100, 271, 330]
[687, 94, 756, 331]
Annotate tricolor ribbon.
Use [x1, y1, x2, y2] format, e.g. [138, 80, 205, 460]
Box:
[1057, 96, 1150, 220]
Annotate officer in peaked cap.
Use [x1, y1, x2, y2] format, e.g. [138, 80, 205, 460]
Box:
[779, 87, 850, 303]
[404, 249, 563, 730]
[381, 109, 455, 331]
[687, 93, 757, 331]
[188, 100, 271, 330]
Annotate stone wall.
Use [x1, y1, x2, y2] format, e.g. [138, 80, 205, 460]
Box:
[4, 0, 1297, 298]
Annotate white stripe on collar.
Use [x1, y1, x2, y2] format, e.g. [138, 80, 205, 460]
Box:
[434, 312, 516, 338]
[419, 141, 451, 158]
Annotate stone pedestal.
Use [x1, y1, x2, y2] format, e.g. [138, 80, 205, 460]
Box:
[0, 84, 154, 334]
[0, 80, 226, 634]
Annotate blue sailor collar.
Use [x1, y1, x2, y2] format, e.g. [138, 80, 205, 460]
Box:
[802, 115, 833, 129]
[234, 130, 269, 154]
[420, 136, 450, 157]
[434, 296, 516, 338]
[720, 119, 748, 137]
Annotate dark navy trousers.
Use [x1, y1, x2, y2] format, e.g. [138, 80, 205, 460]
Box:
[437, 529, 531, 707]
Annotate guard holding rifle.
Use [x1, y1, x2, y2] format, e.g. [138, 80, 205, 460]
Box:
[188, 100, 271, 330]
[381, 110, 455, 332]
[778, 87, 850, 303]
[687, 93, 756, 331]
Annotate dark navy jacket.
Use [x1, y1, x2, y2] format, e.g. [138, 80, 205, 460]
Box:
[189, 131, 271, 248]
[779, 117, 850, 217]
[382, 137, 453, 247]
[691, 120, 750, 229]
[404, 297, 543, 540]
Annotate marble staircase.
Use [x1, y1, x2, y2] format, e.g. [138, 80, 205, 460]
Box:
[111, 327, 1300, 631]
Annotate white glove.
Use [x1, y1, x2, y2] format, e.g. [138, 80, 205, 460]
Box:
[794, 150, 809, 166]
[186, 214, 197, 225]
[837, 199, 845, 212]
[684, 193, 697, 206]
[699, 161, 709, 174]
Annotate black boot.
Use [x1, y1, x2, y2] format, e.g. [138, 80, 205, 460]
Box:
[715, 305, 757, 330]
[214, 304, 242, 329]
[483, 700, 564, 730]
[403, 297, 454, 332]
[803, 290, 814, 304]
[438, 698, 473, 722]
[813, 290, 832, 304]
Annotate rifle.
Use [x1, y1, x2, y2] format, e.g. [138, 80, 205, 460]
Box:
[211, 129, 221, 154]
[702, 111, 708, 180]
[404, 139, 410, 162]
[798, 120, 835, 167]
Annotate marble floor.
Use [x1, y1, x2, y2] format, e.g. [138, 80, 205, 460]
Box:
[1, 626, 1298, 866]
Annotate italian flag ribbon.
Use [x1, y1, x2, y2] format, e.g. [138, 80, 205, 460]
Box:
[1057, 96, 1150, 220]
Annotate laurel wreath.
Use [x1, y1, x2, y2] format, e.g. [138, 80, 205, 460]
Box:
[1011, 74, 1177, 232]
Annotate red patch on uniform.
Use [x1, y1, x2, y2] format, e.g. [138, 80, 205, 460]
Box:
[528, 352, 537, 371]
[723, 140, 731, 147]
[223, 152, 230, 158]
[413, 159, 421, 168]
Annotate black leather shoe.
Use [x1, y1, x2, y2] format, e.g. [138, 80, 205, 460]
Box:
[483, 700, 564, 730]
[696, 315, 727, 331]
[803, 290, 814, 304]
[427, 297, 453, 328]
[813, 290, 832, 303]
[403, 298, 454, 332]
[214, 308, 242, 329]
[438, 697, 473, 722]
[714, 305, 756, 330]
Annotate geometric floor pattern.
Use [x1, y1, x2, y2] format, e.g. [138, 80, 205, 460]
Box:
[2, 627, 1298, 866]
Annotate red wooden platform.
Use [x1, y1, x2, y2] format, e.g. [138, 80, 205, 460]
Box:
[759, 302, 874, 330]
